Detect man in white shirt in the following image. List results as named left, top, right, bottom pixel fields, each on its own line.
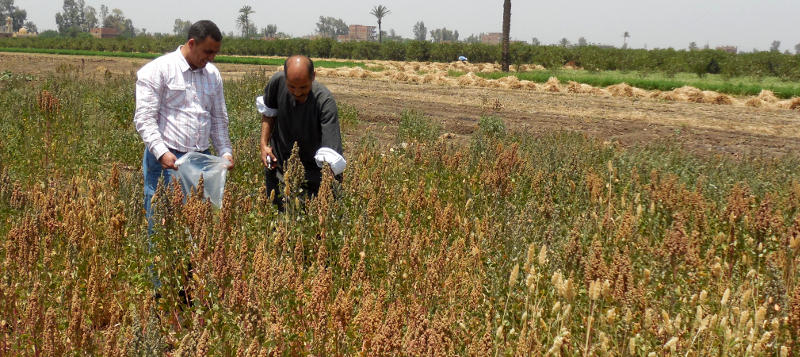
left=134, top=20, right=234, bottom=223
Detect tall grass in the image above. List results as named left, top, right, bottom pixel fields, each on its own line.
left=2, top=67, right=800, bottom=354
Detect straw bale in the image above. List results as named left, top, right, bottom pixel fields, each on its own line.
left=457, top=72, right=478, bottom=86
left=707, top=92, right=733, bottom=105
left=789, top=98, right=800, bottom=110
left=566, top=81, right=580, bottom=93
left=391, top=71, right=409, bottom=81
left=632, top=88, right=649, bottom=98
left=593, top=88, right=611, bottom=96
left=497, top=75, right=523, bottom=89
left=659, top=91, right=685, bottom=102
left=521, top=80, right=541, bottom=91
left=758, top=90, right=779, bottom=103
left=544, top=77, right=561, bottom=92
left=744, top=97, right=763, bottom=108
left=675, top=86, right=705, bottom=103
left=315, top=68, right=333, bottom=77
left=608, top=83, right=634, bottom=97
left=487, top=80, right=504, bottom=89
left=649, top=90, right=663, bottom=99
left=349, top=67, right=371, bottom=79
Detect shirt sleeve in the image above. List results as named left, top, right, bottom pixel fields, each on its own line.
left=210, top=73, right=233, bottom=157
left=133, top=67, right=169, bottom=160
left=263, top=73, right=281, bottom=115
left=318, top=94, right=343, bottom=154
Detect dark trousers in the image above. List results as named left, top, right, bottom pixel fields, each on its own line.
left=264, top=167, right=321, bottom=212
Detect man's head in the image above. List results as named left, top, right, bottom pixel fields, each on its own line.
left=183, top=20, right=222, bottom=70
left=283, top=55, right=315, bottom=104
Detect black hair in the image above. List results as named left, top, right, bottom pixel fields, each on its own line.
left=187, top=20, right=222, bottom=42
left=283, top=55, right=315, bottom=77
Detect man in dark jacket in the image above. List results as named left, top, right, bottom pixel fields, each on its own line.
left=256, top=55, right=345, bottom=210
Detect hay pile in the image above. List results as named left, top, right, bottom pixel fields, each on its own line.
left=744, top=97, right=764, bottom=108
left=758, top=90, right=779, bottom=103
left=308, top=59, right=800, bottom=112
left=782, top=98, right=800, bottom=110
left=608, top=83, right=634, bottom=97
left=497, top=75, right=523, bottom=89
left=567, top=81, right=596, bottom=94
left=706, top=92, right=733, bottom=105
left=456, top=72, right=478, bottom=86
left=674, top=86, right=706, bottom=103
left=544, top=77, right=561, bottom=92
left=521, top=80, right=541, bottom=91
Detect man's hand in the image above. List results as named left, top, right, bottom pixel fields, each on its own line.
left=223, top=153, right=235, bottom=169
left=261, top=145, right=278, bottom=169
left=159, top=151, right=178, bottom=170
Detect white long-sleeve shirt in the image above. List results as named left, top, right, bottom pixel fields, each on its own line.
left=134, top=47, right=232, bottom=160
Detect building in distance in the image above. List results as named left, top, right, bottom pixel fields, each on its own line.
left=480, top=32, right=502, bottom=45
left=338, top=25, right=376, bottom=42
left=90, top=27, right=120, bottom=39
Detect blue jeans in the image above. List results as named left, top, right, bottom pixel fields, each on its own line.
left=143, top=147, right=210, bottom=227
left=142, top=147, right=208, bottom=292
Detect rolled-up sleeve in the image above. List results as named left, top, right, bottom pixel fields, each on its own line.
left=210, top=74, right=232, bottom=157
left=133, top=69, right=169, bottom=160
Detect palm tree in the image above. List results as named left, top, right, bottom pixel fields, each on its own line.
left=237, top=5, right=254, bottom=38
left=501, top=0, right=511, bottom=71
left=370, top=5, right=390, bottom=43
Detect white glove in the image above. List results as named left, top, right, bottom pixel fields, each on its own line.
left=314, top=147, right=346, bottom=175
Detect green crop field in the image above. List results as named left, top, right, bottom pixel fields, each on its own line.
left=2, top=64, right=800, bottom=355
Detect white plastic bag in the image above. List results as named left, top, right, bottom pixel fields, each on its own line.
left=174, top=152, right=229, bottom=208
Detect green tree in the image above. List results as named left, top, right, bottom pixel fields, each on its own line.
left=770, top=40, right=781, bottom=52
left=83, top=6, right=97, bottom=31
left=263, top=24, right=277, bottom=39
left=237, top=5, right=255, bottom=38
left=22, top=20, right=36, bottom=32
left=430, top=27, right=458, bottom=43
left=173, top=18, right=192, bottom=37
left=413, top=21, right=426, bottom=41
left=370, top=5, right=390, bottom=43
left=315, top=16, right=348, bottom=39
left=55, top=0, right=86, bottom=36
left=0, top=0, right=30, bottom=32
left=103, top=8, right=135, bottom=37
left=501, top=0, right=511, bottom=71
left=577, top=37, right=588, bottom=47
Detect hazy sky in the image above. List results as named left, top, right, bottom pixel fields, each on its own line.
left=16, top=0, right=800, bottom=52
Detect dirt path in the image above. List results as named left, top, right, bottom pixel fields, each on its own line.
left=4, top=52, right=800, bottom=157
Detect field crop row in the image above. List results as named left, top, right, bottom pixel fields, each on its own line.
left=2, top=67, right=800, bottom=354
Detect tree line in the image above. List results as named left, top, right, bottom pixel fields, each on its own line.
left=3, top=35, right=799, bottom=80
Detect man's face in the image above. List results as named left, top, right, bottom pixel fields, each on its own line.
left=186, top=37, right=221, bottom=69
left=286, top=68, right=314, bottom=104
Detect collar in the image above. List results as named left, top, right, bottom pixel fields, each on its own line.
left=175, top=46, right=205, bottom=74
